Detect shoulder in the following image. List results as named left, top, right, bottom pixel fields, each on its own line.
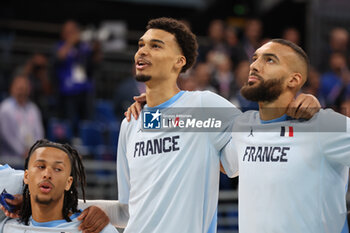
left=0, top=98, right=14, bottom=112
left=119, top=117, right=140, bottom=141
left=120, top=117, right=138, bottom=131
left=232, top=110, right=259, bottom=130
left=235, top=110, right=259, bottom=122
left=189, top=90, right=237, bottom=108
left=313, top=108, right=349, bottom=132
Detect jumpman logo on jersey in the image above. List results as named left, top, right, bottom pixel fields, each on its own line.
left=248, top=127, right=254, bottom=137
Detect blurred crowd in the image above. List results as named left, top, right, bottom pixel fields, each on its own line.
left=1, top=18, right=350, bottom=169
left=179, top=18, right=350, bottom=118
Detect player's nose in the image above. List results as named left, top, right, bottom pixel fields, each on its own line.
left=250, top=59, right=260, bottom=73
left=42, top=167, right=53, bottom=179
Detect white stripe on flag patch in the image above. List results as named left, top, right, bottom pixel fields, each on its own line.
left=280, top=126, right=293, bottom=137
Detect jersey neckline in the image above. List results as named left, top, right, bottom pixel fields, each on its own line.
left=31, top=211, right=81, bottom=227
left=145, top=91, right=185, bottom=110
left=260, top=114, right=293, bottom=124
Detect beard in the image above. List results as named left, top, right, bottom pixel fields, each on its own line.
left=35, top=195, right=54, bottom=205
left=135, top=74, right=151, bottom=82
left=240, top=76, right=284, bottom=102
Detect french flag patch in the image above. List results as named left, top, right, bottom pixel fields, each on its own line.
left=280, top=126, right=294, bottom=137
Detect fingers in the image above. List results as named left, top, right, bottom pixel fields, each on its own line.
left=82, top=216, right=98, bottom=233
left=286, top=99, right=302, bottom=118
left=125, top=107, right=132, bottom=122
left=125, top=102, right=143, bottom=122
left=10, top=194, right=23, bottom=206
left=0, top=205, right=20, bottom=218
left=124, top=93, right=146, bottom=122
left=79, top=206, right=109, bottom=233
left=77, top=208, right=88, bottom=221
left=131, top=103, right=142, bottom=120
left=295, top=102, right=311, bottom=119
left=5, top=198, right=16, bottom=206
left=289, top=94, right=321, bottom=119
left=134, top=93, right=146, bottom=103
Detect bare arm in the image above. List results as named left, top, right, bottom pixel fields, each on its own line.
left=78, top=199, right=129, bottom=228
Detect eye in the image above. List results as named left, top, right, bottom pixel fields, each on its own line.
left=252, top=57, right=257, bottom=62
left=138, top=43, right=144, bottom=48
left=55, top=168, right=62, bottom=172
left=267, top=58, right=274, bottom=63
left=152, top=44, right=161, bottom=48
left=37, top=165, right=45, bottom=169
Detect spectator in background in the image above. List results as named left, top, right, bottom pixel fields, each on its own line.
left=302, top=66, right=325, bottom=107
left=210, top=53, right=236, bottom=99
left=192, top=62, right=217, bottom=92
left=197, top=19, right=229, bottom=63
left=282, top=27, right=301, bottom=45
left=242, top=18, right=263, bottom=61
left=340, top=99, right=350, bottom=117
left=178, top=75, right=197, bottom=91
left=0, top=76, right=44, bottom=163
left=225, top=25, right=248, bottom=71
left=113, top=66, right=140, bottom=120
left=53, top=20, right=96, bottom=135
left=320, top=52, right=350, bottom=112
left=19, top=53, right=54, bottom=128
left=318, top=27, right=350, bottom=72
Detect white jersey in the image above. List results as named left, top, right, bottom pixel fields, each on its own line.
left=221, top=109, right=350, bottom=233
left=2, top=212, right=119, bottom=233
left=117, top=91, right=241, bottom=233
left=0, top=164, right=23, bottom=226
left=0, top=164, right=23, bottom=195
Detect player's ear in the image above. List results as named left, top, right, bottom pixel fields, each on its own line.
left=24, top=170, right=29, bottom=185
left=287, top=72, right=302, bottom=89
left=175, top=55, right=186, bottom=70
left=65, top=176, right=73, bottom=191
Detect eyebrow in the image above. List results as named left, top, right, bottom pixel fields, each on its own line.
left=34, top=159, right=65, bottom=165
left=264, top=53, right=280, bottom=61
left=138, top=38, right=165, bottom=45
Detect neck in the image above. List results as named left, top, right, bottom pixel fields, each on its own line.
left=31, top=196, right=66, bottom=222
left=145, top=79, right=181, bottom=107
left=14, top=97, right=27, bottom=106
left=258, top=91, right=294, bottom=121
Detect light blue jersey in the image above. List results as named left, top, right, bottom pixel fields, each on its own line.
left=221, top=109, right=350, bottom=233
left=2, top=211, right=119, bottom=233
left=117, top=91, right=241, bottom=233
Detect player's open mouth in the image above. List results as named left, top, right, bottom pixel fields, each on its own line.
left=39, top=182, right=53, bottom=194
left=136, top=58, right=151, bottom=70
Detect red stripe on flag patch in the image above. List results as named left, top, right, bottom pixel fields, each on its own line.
left=289, top=126, right=293, bottom=137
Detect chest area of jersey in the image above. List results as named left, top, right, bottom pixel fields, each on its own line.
left=129, top=134, right=181, bottom=159
left=233, top=130, right=319, bottom=170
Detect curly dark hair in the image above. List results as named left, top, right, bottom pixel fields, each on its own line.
left=19, top=139, right=86, bottom=225
left=147, top=17, right=198, bottom=73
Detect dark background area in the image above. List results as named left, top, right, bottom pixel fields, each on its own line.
left=0, top=0, right=307, bottom=41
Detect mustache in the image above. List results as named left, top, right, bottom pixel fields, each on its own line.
left=38, top=180, right=55, bottom=188
left=249, top=72, right=264, bottom=80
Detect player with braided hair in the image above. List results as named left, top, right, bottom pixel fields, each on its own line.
left=1, top=139, right=118, bottom=233
left=19, top=139, right=86, bottom=225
